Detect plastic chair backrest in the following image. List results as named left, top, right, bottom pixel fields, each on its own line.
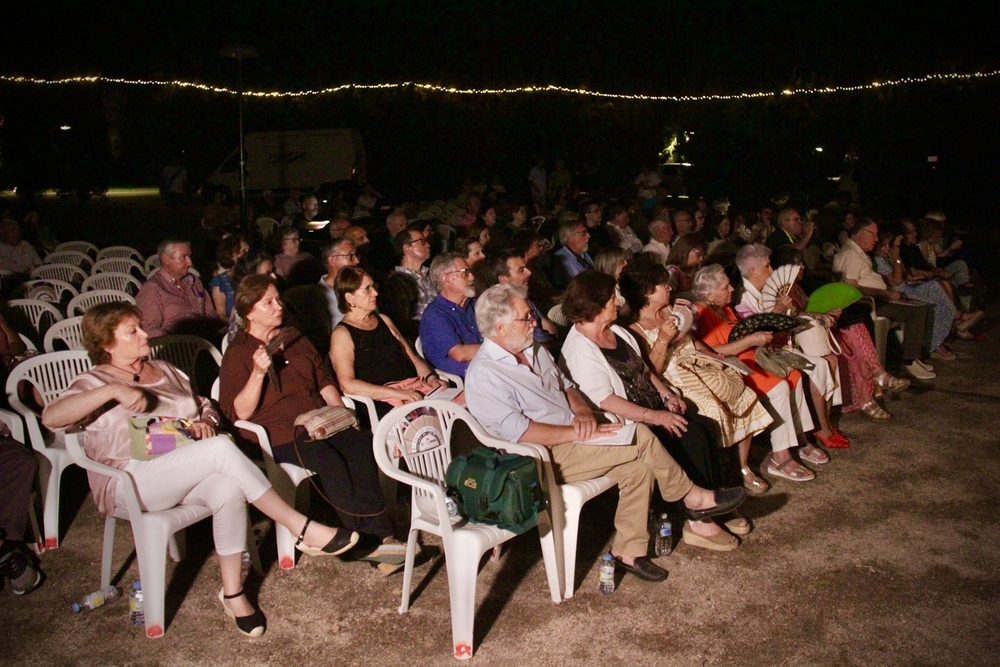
left=5, top=351, right=94, bottom=455
left=43, top=251, right=93, bottom=271
left=4, top=299, right=64, bottom=342
left=256, top=217, right=279, bottom=241
left=29, top=263, right=88, bottom=287
left=54, top=241, right=99, bottom=258
left=92, top=257, right=146, bottom=278
left=67, top=289, right=136, bottom=316
left=144, top=254, right=161, bottom=274
left=148, top=335, right=222, bottom=395
left=13, top=279, right=79, bottom=304
left=43, top=316, right=85, bottom=352
left=96, top=245, right=144, bottom=262
left=81, top=272, right=143, bottom=296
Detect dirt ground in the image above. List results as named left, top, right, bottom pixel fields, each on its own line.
left=1, top=196, right=998, bottom=666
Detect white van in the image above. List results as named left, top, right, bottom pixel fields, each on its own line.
left=202, top=129, right=365, bottom=199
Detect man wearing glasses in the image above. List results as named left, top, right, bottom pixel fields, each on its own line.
left=552, top=220, right=595, bottom=288
left=466, top=285, right=746, bottom=584
left=766, top=208, right=816, bottom=254
left=379, top=227, right=437, bottom=341
left=419, top=253, right=483, bottom=379
left=834, top=220, right=935, bottom=381
left=319, top=239, right=360, bottom=328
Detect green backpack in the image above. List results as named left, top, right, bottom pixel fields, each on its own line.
left=444, top=447, right=545, bottom=535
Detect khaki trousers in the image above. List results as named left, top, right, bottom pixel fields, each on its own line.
left=549, top=424, right=693, bottom=557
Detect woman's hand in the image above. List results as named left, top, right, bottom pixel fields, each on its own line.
left=749, top=331, right=773, bottom=348
left=664, top=393, right=686, bottom=414
left=251, top=346, right=271, bottom=378
left=188, top=419, right=217, bottom=440
left=393, top=388, right=424, bottom=404
left=426, top=375, right=448, bottom=391
left=651, top=411, right=688, bottom=437
left=115, top=384, right=151, bottom=413
left=657, top=316, right=679, bottom=345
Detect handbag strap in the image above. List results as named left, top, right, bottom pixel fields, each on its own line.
left=290, top=430, right=386, bottom=519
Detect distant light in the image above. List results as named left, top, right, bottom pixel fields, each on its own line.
left=927, top=156, right=938, bottom=162
left=814, top=146, right=823, bottom=152
left=60, top=125, right=71, bottom=130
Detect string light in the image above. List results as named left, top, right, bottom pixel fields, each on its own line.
left=0, top=70, right=997, bottom=101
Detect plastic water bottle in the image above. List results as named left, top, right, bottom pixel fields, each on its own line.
left=598, top=553, right=616, bottom=595
left=128, top=580, right=145, bottom=626
left=71, top=585, right=121, bottom=613
left=655, top=514, right=673, bottom=557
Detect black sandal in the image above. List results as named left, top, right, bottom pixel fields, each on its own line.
left=219, top=589, right=266, bottom=637
left=293, top=518, right=359, bottom=557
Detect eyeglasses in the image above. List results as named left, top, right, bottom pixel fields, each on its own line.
left=512, top=314, right=535, bottom=324
left=356, top=283, right=378, bottom=294
left=858, top=228, right=878, bottom=237
left=446, top=268, right=471, bottom=276
left=331, top=253, right=358, bottom=260
left=405, top=238, right=430, bottom=246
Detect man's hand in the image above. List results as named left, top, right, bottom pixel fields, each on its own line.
left=571, top=410, right=599, bottom=441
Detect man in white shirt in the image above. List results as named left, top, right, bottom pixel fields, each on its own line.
left=318, top=239, right=360, bottom=329
left=642, top=217, right=674, bottom=263
left=833, top=220, right=934, bottom=380
left=465, top=285, right=745, bottom=583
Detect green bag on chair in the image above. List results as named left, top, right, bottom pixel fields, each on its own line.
left=445, top=447, right=545, bottom=535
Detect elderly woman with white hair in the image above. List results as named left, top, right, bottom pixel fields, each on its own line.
left=734, top=244, right=846, bottom=450
left=691, top=264, right=823, bottom=483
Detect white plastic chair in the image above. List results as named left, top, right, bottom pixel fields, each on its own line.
left=54, top=241, right=99, bottom=258
left=81, top=272, right=144, bottom=296
left=19, top=333, right=37, bottom=352
left=144, top=254, right=161, bottom=274
left=43, top=250, right=93, bottom=272
left=256, top=217, right=279, bottom=242
left=96, top=245, right=144, bottom=263
left=43, top=316, right=85, bottom=352
left=211, top=374, right=360, bottom=571
left=91, top=257, right=147, bottom=278
left=29, top=263, right=88, bottom=287
left=147, top=335, right=222, bottom=396
left=5, top=350, right=94, bottom=549
left=5, top=299, right=64, bottom=345
left=67, top=289, right=136, bottom=316
left=373, top=399, right=561, bottom=660
left=413, top=338, right=465, bottom=391
left=64, top=430, right=209, bottom=638
left=12, top=278, right=79, bottom=305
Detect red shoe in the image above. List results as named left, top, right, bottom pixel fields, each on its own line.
left=815, top=431, right=850, bottom=450
left=831, top=431, right=851, bottom=448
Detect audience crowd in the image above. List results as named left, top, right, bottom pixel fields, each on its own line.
left=0, top=167, right=988, bottom=640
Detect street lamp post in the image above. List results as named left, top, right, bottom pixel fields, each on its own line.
left=220, top=44, right=258, bottom=243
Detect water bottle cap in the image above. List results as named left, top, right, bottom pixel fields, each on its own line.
left=71, top=603, right=82, bottom=613
left=133, top=580, right=142, bottom=590
left=601, top=553, right=613, bottom=561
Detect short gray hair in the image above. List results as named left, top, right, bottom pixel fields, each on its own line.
left=692, top=264, right=729, bottom=301
left=558, top=219, right=584, bottom=245
left=429, top=252, right=464, bottom=291
left=735, top=243, right=771, bottom=277
left=322, top=238, right=355, bottom=263
left=648, top=218, right=668, bottom=234
left=475, top=284, right=525, bottom=338
left=158, top=239, right=190, bottom=258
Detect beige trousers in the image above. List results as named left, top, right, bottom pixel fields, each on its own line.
left=549, top=424, right=693, bottom=557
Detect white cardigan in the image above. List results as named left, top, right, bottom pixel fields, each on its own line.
left=559, top=324, right=640, bottom=423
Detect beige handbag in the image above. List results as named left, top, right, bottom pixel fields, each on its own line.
left=795, top=316, right=842, bottom=357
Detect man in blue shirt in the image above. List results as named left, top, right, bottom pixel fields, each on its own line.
left=551, top=220, right=594, bottom=288
left=419, top=252, right=482, bottom=378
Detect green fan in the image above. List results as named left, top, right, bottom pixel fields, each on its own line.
left=728, top=312, right=808, bottom=343
left=805, top=283, right=863, bottom=313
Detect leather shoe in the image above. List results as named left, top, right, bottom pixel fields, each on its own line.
left=684, top=487, right=746, bottom=521
left=614, top=555, right=667, bottom=582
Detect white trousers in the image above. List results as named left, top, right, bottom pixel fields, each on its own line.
left=118, top=436, right=271, bottom=556
left=797, top=351, right=843, bottom=406
left=761, top=379, right=814, bottom=453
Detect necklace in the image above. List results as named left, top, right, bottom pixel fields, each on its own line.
left=108, top=361, right=144, bottom=382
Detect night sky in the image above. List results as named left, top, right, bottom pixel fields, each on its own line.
left=2, top=2, right=998, bottom=216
